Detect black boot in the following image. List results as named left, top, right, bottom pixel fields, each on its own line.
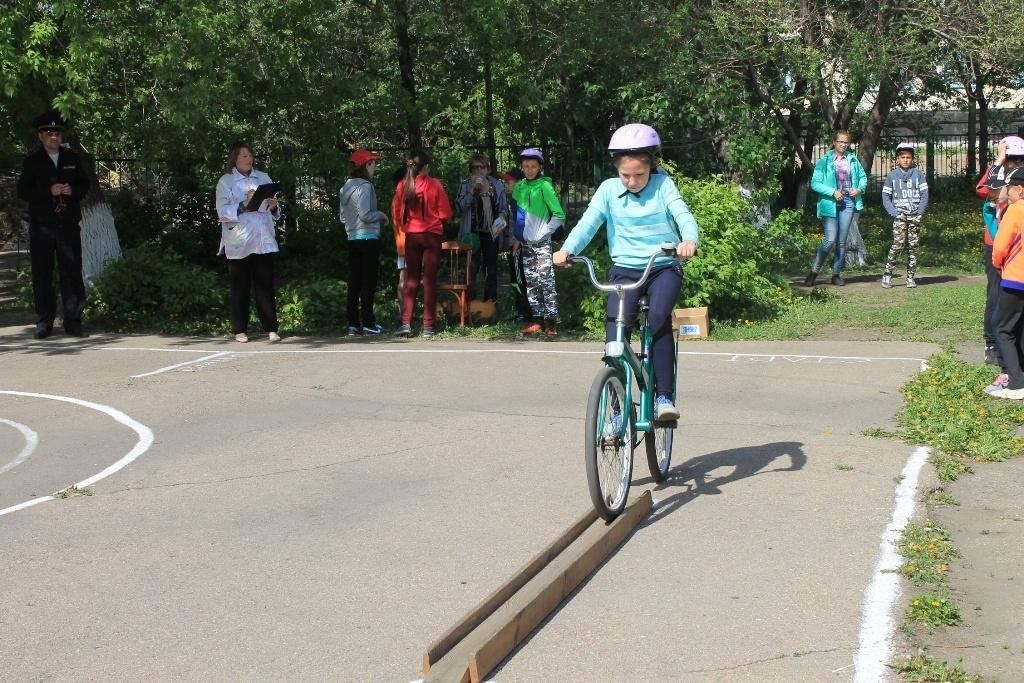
left=803, top=271, right=817, bottom=286
left=831, top=274, right=845, bottom=286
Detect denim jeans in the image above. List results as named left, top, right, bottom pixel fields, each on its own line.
left=813, top=203, right=855, bottom=275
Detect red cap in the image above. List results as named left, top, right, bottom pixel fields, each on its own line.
left=349, top=149, right=381, bottom=167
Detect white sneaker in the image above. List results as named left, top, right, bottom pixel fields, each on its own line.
left=991, top=386, right=1024, bottom=400
left=234, top=333, right=249, bottom=343
left=906, top=276, right=917, bottom=288
left=881, top=273, right=892, bottom=289
left=267, top=332, right=281, bottom=343
left=655, top=395, right=680, bottom=421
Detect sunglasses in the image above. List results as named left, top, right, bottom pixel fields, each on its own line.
left=471, top=164, right=487, bottom=170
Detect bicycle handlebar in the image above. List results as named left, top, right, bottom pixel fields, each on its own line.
left=569, top=242, right=678, bottom=293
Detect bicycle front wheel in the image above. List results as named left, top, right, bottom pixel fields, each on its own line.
left=645, top=423, right=674, bottom=482
left=585, top=367, right=634, bottom=521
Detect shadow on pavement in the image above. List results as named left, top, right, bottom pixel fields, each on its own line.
left=640, top=440, right=807, bottom=526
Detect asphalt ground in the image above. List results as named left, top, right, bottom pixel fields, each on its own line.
left=0, top=329, right=937, bottom=681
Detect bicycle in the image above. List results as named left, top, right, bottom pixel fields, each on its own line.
left=569, top=243, right=680, bottom=521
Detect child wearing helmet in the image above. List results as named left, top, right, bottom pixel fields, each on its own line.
left=880, top=142, right=929, bottom=289
left=512, top=148, right=566, bottom=336
left=553, top=123, right=699, bottom=421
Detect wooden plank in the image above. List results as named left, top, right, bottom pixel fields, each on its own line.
left=467, top=491, right=652, bottom=682
left=422, top=506, right=598, bottom=676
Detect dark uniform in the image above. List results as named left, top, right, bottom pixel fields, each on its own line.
left=16, top=113, right=91, bottom=337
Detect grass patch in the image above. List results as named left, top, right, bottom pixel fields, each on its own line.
left=52, top=485, right=93, bottom=498
left=896, top=351, right=1024, bottom=462
left=894, top=652, right=981, bottom=682
left=835, top=463, right=855, bottom=471
left=929, top=453, right=973, bottom=482
left=712, top=282, right=985, bottom=342
left=907, top=593, right=962, bottom=627
left=898, top=520, right=957, bottom=586
left=925, top=488, right=960, bottom=506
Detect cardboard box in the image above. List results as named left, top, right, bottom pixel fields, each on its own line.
left=673, top=307, right=709, bottom=339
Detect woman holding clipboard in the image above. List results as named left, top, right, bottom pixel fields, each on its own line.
left=215, top=141, right=282, bottom=343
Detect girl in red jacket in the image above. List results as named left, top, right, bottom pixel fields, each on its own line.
left=395, top=151, right=453, bottom=337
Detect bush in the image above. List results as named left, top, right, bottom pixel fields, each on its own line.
left=277, top=279, right=347, bottom=333
left=669, top=168, right=805, bottom=321
left=87, top=245, right=227, bottom=333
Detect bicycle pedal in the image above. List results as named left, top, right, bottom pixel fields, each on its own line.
left=653, top=419, right=678, bottom=428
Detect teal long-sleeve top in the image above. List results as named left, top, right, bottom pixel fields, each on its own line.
left=561, top=172, right=699, bottom=269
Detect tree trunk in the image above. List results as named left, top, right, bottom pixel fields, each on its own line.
left=975, top=66, right=990, bottom=171
left=857, top=74, right=900, bottom=178
left=391, top=0, right=422, bottom=150
left=967, top=97, right=977, bottom=179
left=67, top=142, right=122, bottom=284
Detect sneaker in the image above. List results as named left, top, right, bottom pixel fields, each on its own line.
left=33, top=323, right=53, bottom=340
left=983, top=373, right=1010, bottom=395
left=395, top=324, right=412, bottom=337
left=421, top=327, right=436, bottom=338
left=362, top=324, right=385, bottom=335
left=520, top=322, right=543, bottom=335
left=881, top=273, right=893, bottom=289
left=267, top=332, right=281, bottom=343
left=803, top=271, right=817, bottom=287
left=831, top=274, right=845, bottom=286
left=654, top=394, right=680, bottom=421
left=347, top=326, right=362, bottom=337
left=985, top=346, right=1000, bottom=366
left=906, top=275, right=917, bottom=288
left=234, top=332, right=249, bottom=343
left=544, top=325, right=558, bottom=337
left=991, top=386, right=1024, bottom=400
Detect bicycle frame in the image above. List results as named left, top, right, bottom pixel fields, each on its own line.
left=572, top=247, right=679, bottom=438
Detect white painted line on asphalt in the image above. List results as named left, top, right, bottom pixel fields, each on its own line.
left=852, top=445, right=930, bottom=683
left=99, top=345, right=927, bottom=362
left=0, top=391, right=154, bottom=518
left=130, top=352, right=232, bottom=378
left=0, top=418, right=39, bottom=475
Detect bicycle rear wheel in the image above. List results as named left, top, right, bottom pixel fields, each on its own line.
left=645, top=423, right=674, bottom=482
left=585, top=366, right=634, bottom=521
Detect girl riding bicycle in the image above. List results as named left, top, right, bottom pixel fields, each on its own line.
left=553, top=123, right=699, bottom=421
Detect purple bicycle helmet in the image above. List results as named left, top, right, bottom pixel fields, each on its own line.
left=518, top=147, right=544, bottom=162
left=608, top=123, right=661, bottom=157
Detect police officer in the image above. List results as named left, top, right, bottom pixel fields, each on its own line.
left=16, top=111, right=91, bottom=338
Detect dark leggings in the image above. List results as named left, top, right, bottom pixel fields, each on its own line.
left=402, top=232, right=442, bottom=328
left=347, top=239, right=380, bottom=328
left=604, top=263, right=682, bottom=397
left=228, top=252, right=277, bottom=334
left=996, top=287, right=1024, bottom=389
left=475, top=230, right=499, bottom=301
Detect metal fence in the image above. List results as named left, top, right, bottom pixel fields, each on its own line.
left=812, top=134, right=1013, bottom=192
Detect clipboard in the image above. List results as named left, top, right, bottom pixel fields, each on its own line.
left=245, top=182, right=281, bottom=211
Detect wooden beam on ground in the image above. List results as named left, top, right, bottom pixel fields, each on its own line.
left=422, top=491, right=652, bottom=682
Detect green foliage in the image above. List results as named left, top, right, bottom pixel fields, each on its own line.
left=906, top=593, right=962, bottom=627
left=898, top=520, right=958, bottom=586
left=929, top=453, right=973, bottom=482
left=666, top=166, right=805, bottom=322
left=87, top=245, right=226, bottom=333
left=898, top=352, right=1024, bottom=462
left=895, top=652, right=981, bottom=683
left=277, top=279, right=346, bottom=334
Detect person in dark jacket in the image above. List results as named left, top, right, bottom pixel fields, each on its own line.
left=16, top=111, right=91, bottom=338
